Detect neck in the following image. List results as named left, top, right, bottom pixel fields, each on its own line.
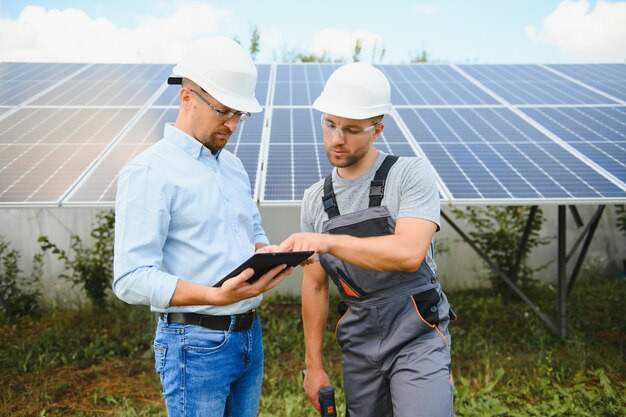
left=337, top=148, right=379, bottom=180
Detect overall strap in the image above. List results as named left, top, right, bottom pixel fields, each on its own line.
left=369, top=155, right=399, bottom=207
left=322, top=174, right=340, bottom=218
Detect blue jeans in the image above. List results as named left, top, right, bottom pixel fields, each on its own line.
left=154, top=316, right=264, bottom=417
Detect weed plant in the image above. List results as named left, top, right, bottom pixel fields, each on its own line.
left=38, top=210, right=115, bottom=311
left=0, top=236, right=42, bottom=321
left=0, top=279, right=623, bottom=416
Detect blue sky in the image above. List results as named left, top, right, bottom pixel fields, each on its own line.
left=1, top=0, right=625, bottom=64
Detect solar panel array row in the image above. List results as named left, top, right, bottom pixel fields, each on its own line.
left=0, top=62, right=625, bottom=207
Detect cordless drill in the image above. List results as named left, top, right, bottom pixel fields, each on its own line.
left=319, top=385, right=337, bottom=417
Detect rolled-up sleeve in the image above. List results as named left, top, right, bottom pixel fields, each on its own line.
left=113, top=163, right=179, bottom=309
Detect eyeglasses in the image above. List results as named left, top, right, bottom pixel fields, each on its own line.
left=190, top=89, right=251, bottom=123
left=320, top=115, right=380, bottom=138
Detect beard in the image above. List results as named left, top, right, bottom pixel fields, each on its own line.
left=325, top=142, right=370, bottom=168
left=204, top=127, right=232, bottom=154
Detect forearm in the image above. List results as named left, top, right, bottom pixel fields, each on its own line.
left=169, top=279, right=226, bottom=306
left=326, top=233, right=426, bottom=272
left=302, top=267, right=329, bottom=371
left=281, top=218, right=437, bottom=273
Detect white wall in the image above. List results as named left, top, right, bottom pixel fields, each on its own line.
left=1, top=204, right=624, bottom=302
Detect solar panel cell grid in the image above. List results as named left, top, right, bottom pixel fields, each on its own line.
left=273, top=64, right=336, bottom=106
left=459, top=64, right=617, bottom=105
left=547, top=64, right=626, bottom=102
left=379, top=65, right=499, bottom=105
left=1, top=62, right=625, bottom=206
left=397, top=107, right=626, bottom=201
left=521, top=106, right=626, bottom=182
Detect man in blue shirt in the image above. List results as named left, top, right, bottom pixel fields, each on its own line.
left=113, top=36, right=292, bottom=417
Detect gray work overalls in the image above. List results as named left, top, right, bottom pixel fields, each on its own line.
left=319, top=155, right=454, bottom=417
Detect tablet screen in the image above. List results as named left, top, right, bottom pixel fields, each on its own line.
left=213, top=251, right=314, bottom=287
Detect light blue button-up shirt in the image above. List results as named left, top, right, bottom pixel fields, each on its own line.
left=113, top=124, right=269, bottom=315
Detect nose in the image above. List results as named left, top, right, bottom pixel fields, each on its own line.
left=224, top=116, right=238, bottom=131
left=330, top=127, right=345, bottom=144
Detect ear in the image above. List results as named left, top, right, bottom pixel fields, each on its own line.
left=179, top=87, right=193, bottom=109
left=371, top=122, right=385, bottom=143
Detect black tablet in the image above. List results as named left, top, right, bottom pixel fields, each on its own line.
left=213, top=251, right=315, bottom=287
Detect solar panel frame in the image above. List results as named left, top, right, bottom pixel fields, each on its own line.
left=0, top=62, right=625, bottom=208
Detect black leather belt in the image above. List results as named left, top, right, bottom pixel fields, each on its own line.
left=159, top=309, right=257, bottom=331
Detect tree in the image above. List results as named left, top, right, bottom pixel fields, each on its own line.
left=353, top=38, right=363, bottom=62
left=411, top=49, right=429, bottom=63
left=249, top=25, right=261, bottom=60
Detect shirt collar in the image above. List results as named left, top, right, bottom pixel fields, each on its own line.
left=163, top=124, right=222, bottom=160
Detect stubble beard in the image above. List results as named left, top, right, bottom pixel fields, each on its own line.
left=326, top=143, right=370, bottom=168
left=204, top=127, right=232, bottom=154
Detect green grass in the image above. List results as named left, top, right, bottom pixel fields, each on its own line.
left=1, top=278, right=624, bottom=416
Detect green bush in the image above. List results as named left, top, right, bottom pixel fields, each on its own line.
left=451, top=206, right=550, bottom=296
left=0, top=236, right=42, bottom=321
left=39, top=210, right=115, bottom=311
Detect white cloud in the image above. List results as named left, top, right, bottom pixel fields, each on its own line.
left=311, top=28, right=383, bottom=62
left=412, top=5, right=439, bottom=16
left=0, top=2, right=230, bottom=63
left=526, top=0, right=626, bottom=62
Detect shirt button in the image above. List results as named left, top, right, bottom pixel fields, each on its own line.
left=430, top=277, right=437, bottom=284
left=430, top=306, right=438, bottom=313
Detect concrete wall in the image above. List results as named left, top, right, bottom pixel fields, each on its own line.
left=1, top=204, right=624, bottom=302
left=259, top=204, right=626, bottom=295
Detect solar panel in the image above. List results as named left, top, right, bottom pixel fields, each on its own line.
left=64, top=108, right=177, bottom=205
left=397, top=107, right=626, bottom=202
left=273, top=64, right=338, bottom=105
left=379, top=64, right=499, bottom=105
left=261, top=108, right=420, bottom=202
left=0, top=62, right=87, bottom=105
left=520, top=106, right=626, bottom=185
left=0, top=107, right=137, bottom=205
left=546, top=64, right=626, bottom=103
left=31, top=64, right=172, bottom=106
left=65, top=106, right=264, bottom=205
left=458, top=64, right=618, bottom=105
left=0, top=62, right=625, bottom=207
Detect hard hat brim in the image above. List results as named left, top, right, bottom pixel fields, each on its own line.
left=166, top=74, right=263, bottom=113
left=313, top=96, right=391, bottom=120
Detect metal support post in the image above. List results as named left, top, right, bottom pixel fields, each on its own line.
left=557, top=206, right=567, bottom=338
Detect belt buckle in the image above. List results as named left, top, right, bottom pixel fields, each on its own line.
left=234, top=309, right=256, bottom=331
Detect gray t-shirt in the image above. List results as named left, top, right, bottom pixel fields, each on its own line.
left=301, top=150, right=440, bottom=275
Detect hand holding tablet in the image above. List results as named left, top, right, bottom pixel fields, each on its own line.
left=213, top=251, right=315, bottom=287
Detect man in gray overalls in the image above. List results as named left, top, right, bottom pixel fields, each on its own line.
left=279, top=62, right=454, bottom=417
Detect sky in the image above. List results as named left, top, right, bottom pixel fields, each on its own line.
left=0, top=0, right=625, bottom=65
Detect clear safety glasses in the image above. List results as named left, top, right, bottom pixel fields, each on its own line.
left=320, top=114, right=380, bottom=138
left=191, top=89, right=251, bottom=123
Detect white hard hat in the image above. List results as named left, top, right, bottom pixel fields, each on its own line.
left=168, top=36, right=262, bottom=113
left=312, top=62, right=392, bottom=120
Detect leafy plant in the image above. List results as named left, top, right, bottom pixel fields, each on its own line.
left=38, top=210, right=115, bottom=310
left=450, top=206, right=550, bottom=297
left=0, top=236, right=42, bottom=321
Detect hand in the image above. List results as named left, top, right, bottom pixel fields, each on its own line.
left=255, top=244, right=281, bottom=253
left=303, top=368, right=331, bottom=411
left=278, top=233, right=330, bottom=257
left=216, top=264, right=294, bottom=305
